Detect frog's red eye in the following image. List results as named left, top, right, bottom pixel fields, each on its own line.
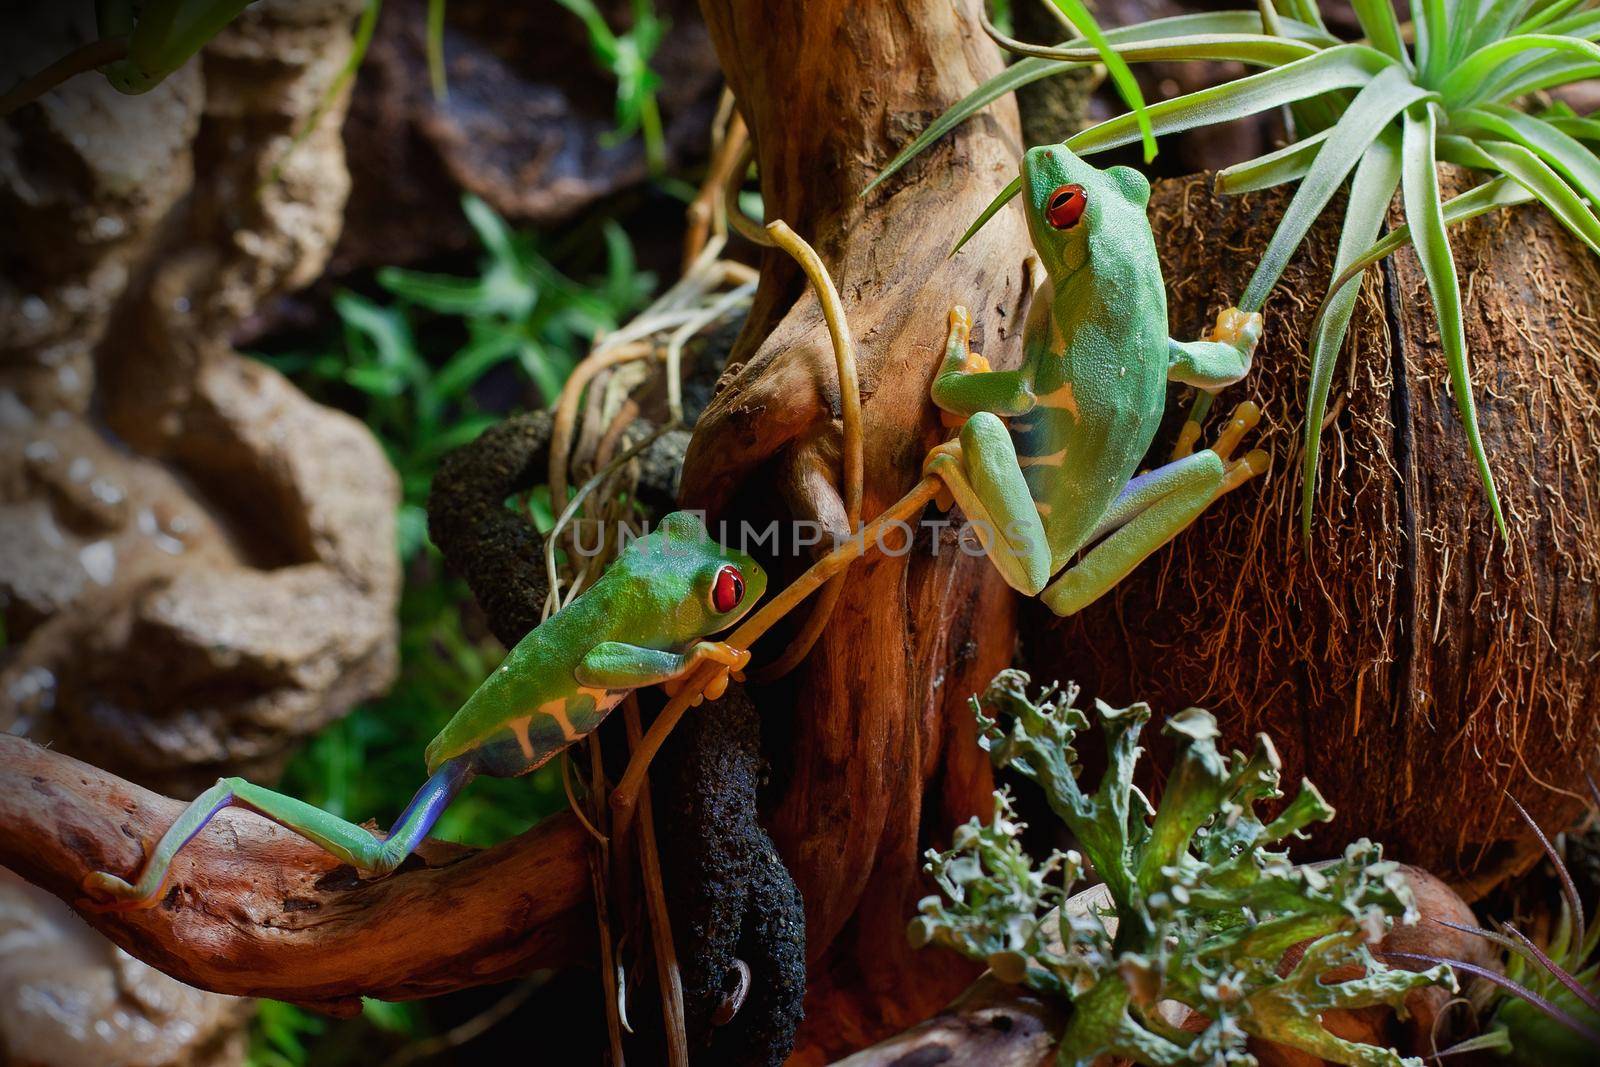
left=1046, top=184, right=1087, bottom=229
left=712, top=565, right=744, bottom=613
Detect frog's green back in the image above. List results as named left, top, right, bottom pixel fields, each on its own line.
left=423, top=603, right=617, bottom=776
left=423, top=512, right=764, bottom=776
left=1016, top=146, right=1172, bottom=563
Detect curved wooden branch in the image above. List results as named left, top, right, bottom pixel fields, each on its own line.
left=0, top=735, right=591, bottom=1015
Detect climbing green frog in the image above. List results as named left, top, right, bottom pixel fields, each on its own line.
left=82, top=511, right=765, bottom=909
left=924, top=144, right=1268, bottom=616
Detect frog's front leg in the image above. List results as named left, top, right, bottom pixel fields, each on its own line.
left=1040, top=403, right=1268, bottom=617
left=577, top=640, right=751, bottom=706
left=1168, top=307, right=1264, bottom=458
left=929, top=306, right=1036, bottom=422
left=82, top=757, right=475, bottom=910
left=923, top=306, right=1051, bottom=593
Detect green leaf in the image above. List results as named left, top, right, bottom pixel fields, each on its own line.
left=1214, top=128, right=1332, bottom=194
left=1518, top=0, right=1591, bottom=34
left=377, top=269, right=486, bottom=314
left=361, top=998, right=422, bottom=1035
left=334, top=292, right=420, bottom=380
left=861, top=11, right=1337, bottom=197
left=1545, top=111, right=1600, bottom=143
left=1441, top=34, right=1600, bottom=106
left=951, top=174, right=1021, bottom=256
left=553, top=0, right=619, bottom=54
left=1043, top=0, right=1155, bottom=162
left=1457, top=104, right=1600, bottom=204
left=1238, top=66, right=1431, bottom=312
left=1324, top=175, right=1535, bottom=291
left=432, top=330, right=522, bottom=402
left=461, top=194, right=519, bottom=268
left=1476, top=139, right=1600, bottom=253
left=1543, top=7, right=1600, bottom=38
left=270, top=0, right=382, bottom=184
left=1436, top=132, right=1504, bottom=169
left=1277, top=0, right=1331, bottom=34
left=426, top=0, right=448, bottom=100
left=518, top=338, right=571, bottom=404
left=1478, top=55, right=1593, bottom=102
left=1349, top=0, right=1411, bottom=65
left=978, top=32, right=1321, bottom=68
left=1067, top=45, right=1396, bottom=158
left=1416, top=0, right=1451, bottom=82
left=1400, top=106, right=1506, bottom=537
left=1467, top=0, right=1544, bottom=56
left=1256, top=0, right=1288, bottom=38
left=1301, top=130, right=1401, bottom=538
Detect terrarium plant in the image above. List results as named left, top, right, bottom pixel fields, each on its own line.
left=869, top=0, right=1600, bottom=538
left=911, top=670, right=1452, bottom=1066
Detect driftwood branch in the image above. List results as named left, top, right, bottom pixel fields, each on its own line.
left=0, top=734, right=591, bottom=1015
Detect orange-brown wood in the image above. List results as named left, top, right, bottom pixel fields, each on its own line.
left=684, top=1, right=1026, bottom=1057
left=0, top=735, right=590, bottom=1015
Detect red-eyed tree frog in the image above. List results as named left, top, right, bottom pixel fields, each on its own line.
left=924, top=144, right=1269, bottom=616
left=82, top=511, right=765, bottom=909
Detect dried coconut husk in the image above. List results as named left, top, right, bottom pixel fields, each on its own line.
left=1026, top=167, right=1600, bottom=901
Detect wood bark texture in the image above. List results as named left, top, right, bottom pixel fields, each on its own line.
left=685, top=0, right=1032, bottom=1058
left=0, top=735, right=590, bottom=1015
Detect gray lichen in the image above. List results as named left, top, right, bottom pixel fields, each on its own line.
left=911, top=669, right=1454, bottom=1067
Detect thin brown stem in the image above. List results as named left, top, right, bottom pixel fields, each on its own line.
left=683, top=106, right=750, bottom=271
left=1, top=37, right=129, bottom=117
left=747, top=219, right=865, bottom=682
left=587, top=736, right=627, bottom=1066
left=624, top=696, right=691, bottom=1067
left=549, top=341, right=654, bottom=516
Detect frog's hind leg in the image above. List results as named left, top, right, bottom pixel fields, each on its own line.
left=1042, top=404, right=1268, bottom=617
left=923, top=412, right=1051, bottom=595
left=81, top=758, right=475, bottom=910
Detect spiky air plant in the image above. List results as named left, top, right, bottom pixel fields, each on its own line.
left=867, top=0, right=1600, bottom=540
left=909, top=670, right=1452, bottom=1066
left=1384, top=792, right=1600, bottom=1063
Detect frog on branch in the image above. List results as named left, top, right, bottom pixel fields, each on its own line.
left=924, top=144, right=1269, bottom=616
left=81, top=511, right=766, bottom=909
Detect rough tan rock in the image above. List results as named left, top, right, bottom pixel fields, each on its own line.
left=1, top=0, right=397, bottom=792
left=2, top=2, right=397, bottom=1059
left=0, top=869, right=250, bottom=1067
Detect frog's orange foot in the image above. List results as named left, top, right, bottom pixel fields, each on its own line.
left=79, top=871, right=162, bottom=913
left=1171, top=420, right=1204, bottom=461
left=1219, top=449, right=1271, bottom=506
left=948, top=304, right=971, bottom=335
left=664, top=643, right=750, bottom=706
left=694, top=641, right=750, bottom=672
left=922, top=441, right=963, bottom=512
left=1210, top=401, right=1261, bottom=463
left=1208, top=402, right=1270, bottom=501
left=670, top=669, right=733, bottom=707
left=1203, top=307, right=1265, bottom=354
